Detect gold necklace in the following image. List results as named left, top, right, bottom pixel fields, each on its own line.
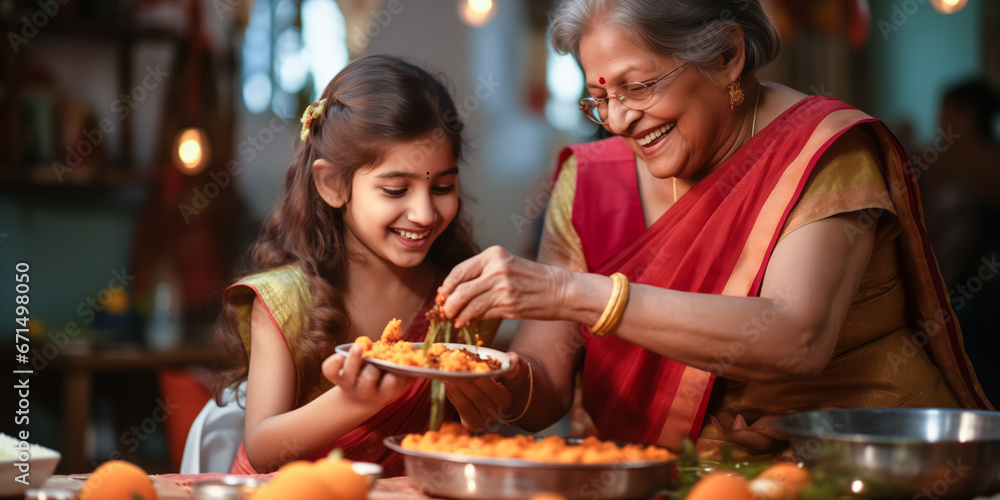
left=673, top=84, right=762, bottom=204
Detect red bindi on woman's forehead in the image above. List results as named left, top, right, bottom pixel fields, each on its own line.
left=599, top=77, right=605, bottom=85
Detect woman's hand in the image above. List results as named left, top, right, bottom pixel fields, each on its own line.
left=444, top=352, right=528, bottom=432
left=710, top=410, right=790, bottom=454
left=322, top=343, right=414, bottom=407
left=440, top=246, right=575, bottom=328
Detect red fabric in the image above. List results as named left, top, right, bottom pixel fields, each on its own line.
left=230, top=296, right=445, bottom=476
left=561, top=97, right=859, bottom=446
left=159, top=369, right=213, bottom=472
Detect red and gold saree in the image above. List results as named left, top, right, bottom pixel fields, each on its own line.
left=547, top=96, right=992, bottom=457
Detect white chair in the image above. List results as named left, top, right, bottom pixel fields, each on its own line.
left=179, top=382, right=247, bottom=474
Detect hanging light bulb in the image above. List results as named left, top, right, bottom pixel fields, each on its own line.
left=930, top=0, right=968, bottom=14
left=173, top=127, right=211, bottom=175
left=458, top=0, right=496, bottom=27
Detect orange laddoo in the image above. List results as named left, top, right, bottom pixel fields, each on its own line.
left=749, top=462, right=812, bottom=500
left=80, top=460, right=157, bottom=500
left=252, top=455, right=372, bottom=500
left=313, top=457, right=368, bottom=500
left=686, top=471, right=753, bottom=500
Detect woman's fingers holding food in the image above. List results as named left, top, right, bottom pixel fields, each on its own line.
left=441, top=246, right=510, bottom=296
left=442, top=247, right=517, bottom=326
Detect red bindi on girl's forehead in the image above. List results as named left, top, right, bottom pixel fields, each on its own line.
left=599, top=77, right=605, bottom=85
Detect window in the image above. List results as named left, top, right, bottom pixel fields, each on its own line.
left=242, top=0, right=348, bottom=116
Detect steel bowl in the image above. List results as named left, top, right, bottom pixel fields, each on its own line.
left=775, top=408, right=1000, bottom=499
left=384, top=435, right=676, bottom=499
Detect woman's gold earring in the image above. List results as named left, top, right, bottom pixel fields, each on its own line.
left=728, top=76, right=744, bottom=110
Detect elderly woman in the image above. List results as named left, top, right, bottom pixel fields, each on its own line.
left=440, top=0, right=992, bottom=459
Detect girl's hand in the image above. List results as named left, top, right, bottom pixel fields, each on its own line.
left=440, top=246, right=575, bottom=328
left=322, top=343, right=414, bottom=407
left=444, top=352, right=527, bottom=432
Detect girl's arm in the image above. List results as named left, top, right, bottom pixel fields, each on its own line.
left=243, top=297, right=411, bottom=472
left=441, top=211, right=876, bottom=383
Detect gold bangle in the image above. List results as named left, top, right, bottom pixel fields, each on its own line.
left=501, top=361, right=533, bottom=424
left=590, top=272, right=629, bottom=337
left=589, top=273, right=622, bottom=334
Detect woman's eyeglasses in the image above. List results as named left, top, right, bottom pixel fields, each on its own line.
left=579, top=63, right=689, bottom=125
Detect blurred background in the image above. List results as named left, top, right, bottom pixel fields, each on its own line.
left=1, top=0, right=998, bottom=475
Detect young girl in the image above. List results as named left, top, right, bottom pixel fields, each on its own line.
left=212, top=54, right=495, bottom=476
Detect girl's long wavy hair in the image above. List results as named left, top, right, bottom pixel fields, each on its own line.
left=213, top=54, right=478, bottom=406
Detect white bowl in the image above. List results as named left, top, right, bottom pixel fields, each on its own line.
left=0, top=433, right=62, bottom=496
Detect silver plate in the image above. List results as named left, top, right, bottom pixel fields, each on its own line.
left=335, top=342, right=511, bottom=381
left=776, top=408, right=1000, bottom=499
left=384, top=435, right=676, bottom=499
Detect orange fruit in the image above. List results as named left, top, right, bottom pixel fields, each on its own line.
left=80, top=460, right=157, bottom=500
left=252, top=461, right=333, bottom=500
left=313, top=457, right=369, bottom=500
left=750, top=462, right=812, bottom=500
left=276, top=460, right=315, bottom=474
left=686, top=471, right=752, bottom=500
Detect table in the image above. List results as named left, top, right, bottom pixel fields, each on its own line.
left=45, top=344, right=231, bottom=473
left=40, top=474, right=435, bottom=499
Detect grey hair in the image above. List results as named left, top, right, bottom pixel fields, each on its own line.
left=550, top=0, right=780, bottom=77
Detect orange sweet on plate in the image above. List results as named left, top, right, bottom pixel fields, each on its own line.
left=400, top=422, right=674, bottom=464
left=80, top=460, right=157, bottom=500
left=354, top=319, right=499, bottom=372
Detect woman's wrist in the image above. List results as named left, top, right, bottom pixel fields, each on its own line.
left=501, top=355, right=535, bottom=423
left=562, top=272, right=614, bottom=326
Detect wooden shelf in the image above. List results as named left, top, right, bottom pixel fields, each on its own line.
left=0, top=166, right=150, bottom=207
left=0, top=18, right=186, bottom=43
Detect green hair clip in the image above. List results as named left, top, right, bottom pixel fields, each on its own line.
left=300, top=98, right=328, bottom=141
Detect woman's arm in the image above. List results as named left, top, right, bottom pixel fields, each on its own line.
left=242, top=297, right=411, bottom=472
left=443, top=211, right=875, bottom=384
left=607, top=211, right=875, bottom=381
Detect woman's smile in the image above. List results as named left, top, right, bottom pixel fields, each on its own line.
left=635, top=122, right=675, bottom=147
